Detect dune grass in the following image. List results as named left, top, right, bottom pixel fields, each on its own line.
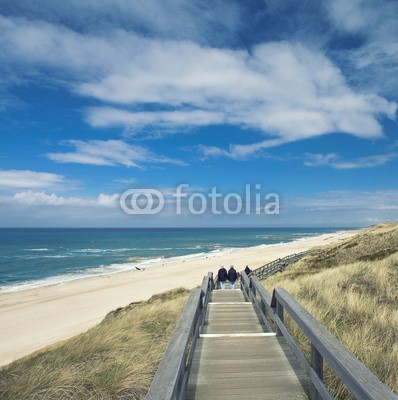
left=1, top=223, right=397, bottom=399
left=0, top=288, right=189, bottom=400
left=262, top=223, right=398, bottom=398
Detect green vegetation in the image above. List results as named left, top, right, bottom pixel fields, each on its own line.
left=1, top=223, right=397, bottom=399
left=262, top=223, right=398, bottom=398
left=0, top=288, right=189, bottom=400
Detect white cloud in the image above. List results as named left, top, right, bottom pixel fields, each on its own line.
left=87, top=107, right=226, bottom=129
left=12, top=191, right=120, bottom=208
left=290, top=190, right=398, bottom=212
left=0, top=16, right=113, bottom=78
left=378, top=206, right=398, bottom=211
left=197, top=139, right=287, bottom=160
left=2, top=0, right=242, bottom=45
left=328, top=0, right=375, bottom=33
left=328, top=0, right=398, bottom=98
left=80, top=41, right=396, bottom=141
left=328, top=0, right=397, bottom=38
left=304, top=152, right=397, bottom=169
left=0, top=169, right=67, bottom=189
left=47, top=139, right=186, bottom=167
left=113, top=178, right=138, bottom=185
left=0, top=15, right=396, bottom=146
left=332, top=154, right=398, bottom=169
left=96, top=193, right=120, bottom=207
left=304, top=153, right=339, bottom=167
left=13, top=191, right=85, bottom=206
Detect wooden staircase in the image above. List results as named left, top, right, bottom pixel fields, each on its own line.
left=146, top=269, right=398, bottom=400
left=186, top=286, right=311, bottom=399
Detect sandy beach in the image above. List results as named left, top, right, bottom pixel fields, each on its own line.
left=0, top=229, right=357, bottom=367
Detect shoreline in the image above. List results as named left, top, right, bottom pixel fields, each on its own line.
left=1, top=230, right=345, bottom=294
left=0, top=229, right=358, bottom=367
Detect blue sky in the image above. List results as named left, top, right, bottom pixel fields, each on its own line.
left=0, top=0, right=397, bottom=227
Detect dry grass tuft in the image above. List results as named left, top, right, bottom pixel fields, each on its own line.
left=262, top=223, right=398, bottom=398
left=0, top=288, right=189, bottom=400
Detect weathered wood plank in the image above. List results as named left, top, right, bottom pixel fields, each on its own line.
left=203, top=296, right=266, bottom=334
left=203, top=325, right=265, bottom=334
left=211, top=291, right=244, bottom=300
left=199, top=333, right=276, bottom=338
left=208, top=302, right=251, bottom=305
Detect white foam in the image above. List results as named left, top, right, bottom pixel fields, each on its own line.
left=25, top=248, right=50, bottom=252
left=42, top=255, right=70, bottom=259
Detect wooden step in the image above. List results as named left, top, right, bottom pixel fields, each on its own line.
left=210, top=291, right=245, bottom=303
left=203, top=302, right=265, bottom=334
left=186, top=337, right=311, bottom=400
left=223, top=282, right=241, bottom=289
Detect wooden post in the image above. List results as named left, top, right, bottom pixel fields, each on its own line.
left=260, top=299, right=265, bottom=313
left=260, top=299, right=267, bottom=321
left=276, top=300, right=284, bottom=336
left=311, top=343, right=323, bottom=400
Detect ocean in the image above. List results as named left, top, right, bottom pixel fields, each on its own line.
left=0, top=228, right=341, bottom=292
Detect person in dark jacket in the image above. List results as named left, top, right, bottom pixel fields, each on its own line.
left=244, top=265, right=252, bottom=276
left=227, top=265, right=238, bottom=289
left=217, top=266, right=228, bottom=290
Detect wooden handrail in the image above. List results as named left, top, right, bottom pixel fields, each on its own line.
left=145, top=272, right=213, bottom=400
left=251, top=251, right=308, bottom=280
left=271, top=288, right=398, bottom=400
left=240, top=272, right=398, bottom=400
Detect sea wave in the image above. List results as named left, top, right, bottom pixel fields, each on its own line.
left=25, top=248, right=50, bottom=252
left=15, top=254, right=71, bottom=260
left=73, top=248, right=138, bottom=253
left=71, top=247, right=202, bottom=253
left=42, top=255, right=70, bottom=259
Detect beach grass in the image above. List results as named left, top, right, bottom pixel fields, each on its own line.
left=1, top=223, right=397, bottom=399
left=0, top=288, right=189, bottom=400
left=262, top=222, right=398, bottom=398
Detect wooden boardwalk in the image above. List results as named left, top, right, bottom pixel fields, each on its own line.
left=186, top=285, right=311, bottom=399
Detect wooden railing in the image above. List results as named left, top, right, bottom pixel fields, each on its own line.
left=213, top=273, right=219, bottom=289
left=251, top=251, right=309, bottom=280
left=145, top=272, right=214, bottom=400
left=212, top=252, right=308, bottom=288
left=241, top=272, right=398, bottom=400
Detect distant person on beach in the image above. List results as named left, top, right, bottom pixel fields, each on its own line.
left=227, top=265, right=238, bottom=289
left=244, top=265, right=252, bottom=276
left=218, top=266, right=228, bottom=289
